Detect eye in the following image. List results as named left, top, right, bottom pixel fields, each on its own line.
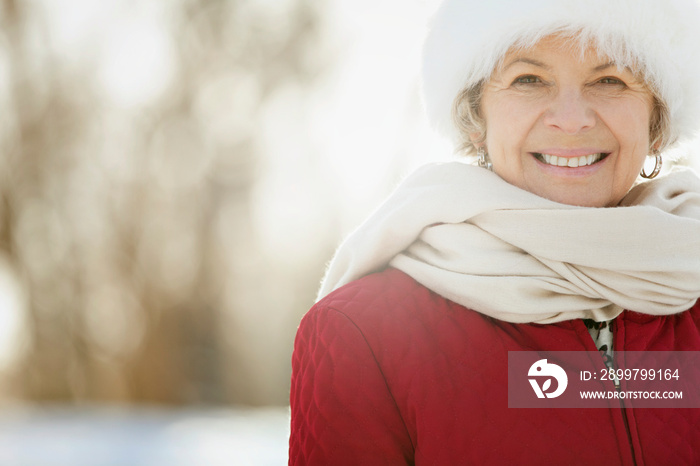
left=597, top=77, right=625, bottom=85
left=513, top=75, right=541, bottom=85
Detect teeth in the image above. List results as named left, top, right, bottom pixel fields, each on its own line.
left=538, top=153, right=604, bottom=167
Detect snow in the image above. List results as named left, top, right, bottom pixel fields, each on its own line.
left=0, top=405, right=290, bottom=466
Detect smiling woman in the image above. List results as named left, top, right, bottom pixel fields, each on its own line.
left=289, top=0, right=700, bottom=464
left=477, top=35, right=655, bottom=207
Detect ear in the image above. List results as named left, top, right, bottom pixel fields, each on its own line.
left=469, top=132, right=483, bottom=146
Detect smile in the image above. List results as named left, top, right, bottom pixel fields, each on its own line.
left=533, top=152, right=609, bottom=168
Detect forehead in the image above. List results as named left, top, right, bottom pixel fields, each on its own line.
left=497, top=33, right=637, bottom=74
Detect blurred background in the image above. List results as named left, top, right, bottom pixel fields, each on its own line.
left=0, top=0, right=698, bottom=464
left=0, top=0, right=450, bottom=464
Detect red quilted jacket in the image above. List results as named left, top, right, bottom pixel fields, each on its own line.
left=289, top=267, right=700, bottom=465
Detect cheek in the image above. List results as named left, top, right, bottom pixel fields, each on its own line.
left=483, top=101, right=534, bottom=150
left=623, top=108, right=651, bottom=139
left=482, top=103, right=539, bottom=184
left=606, top=106, right=652, bottom=190
left=614, top=97, right=654, bottom=146
left=618, top=114, right=652, bottom=161
left=598, top=98, right=652, bottom=153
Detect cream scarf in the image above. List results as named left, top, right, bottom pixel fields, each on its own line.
left=319, top=162, right=700, bottom=324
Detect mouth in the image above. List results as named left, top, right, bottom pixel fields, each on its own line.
left=532, top=152, right=610, bottom=168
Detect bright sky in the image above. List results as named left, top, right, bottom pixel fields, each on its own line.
left=252, top=0, right=452, bottom=265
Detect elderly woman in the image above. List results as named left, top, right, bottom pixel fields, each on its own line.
left=289, top=0, right=700, bottom=464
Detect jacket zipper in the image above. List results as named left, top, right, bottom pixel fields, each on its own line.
left=611, top=318, right=638, bottom=466
left=615, top=382, right=636, bottom=465
left=579, top=317, right=638, bottom=465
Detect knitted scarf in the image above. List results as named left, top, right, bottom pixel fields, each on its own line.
left=318, top=162, right=700, bottom=324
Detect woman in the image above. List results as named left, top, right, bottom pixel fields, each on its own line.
left=290, top=0, right=700, bottom=464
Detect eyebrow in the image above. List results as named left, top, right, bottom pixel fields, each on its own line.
left=503, top=57, right=551, bottom=71
left=503, top=58, right=625, bottom=73
left=593, top=61, right=618, bottom=72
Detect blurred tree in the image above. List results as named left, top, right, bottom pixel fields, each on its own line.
left=0, top=0, right=330, bottom=406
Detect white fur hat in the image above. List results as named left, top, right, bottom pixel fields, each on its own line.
left=421, top=0, right=700, bottom=149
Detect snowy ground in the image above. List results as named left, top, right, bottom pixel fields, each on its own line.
left=0, top=405, right=290, bottom=466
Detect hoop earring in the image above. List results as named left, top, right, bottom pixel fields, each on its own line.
left=477, top=147, right=492, bottom=171
left=640, top=153, right=662, bottom=179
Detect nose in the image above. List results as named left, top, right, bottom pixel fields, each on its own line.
left=542, top=89, right=596, bottom=134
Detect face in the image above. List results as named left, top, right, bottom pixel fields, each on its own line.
left=474, top=35, right=655, bottom=207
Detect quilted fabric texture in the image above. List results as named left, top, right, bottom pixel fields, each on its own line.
left=289, top=268, right=700, bottom=465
